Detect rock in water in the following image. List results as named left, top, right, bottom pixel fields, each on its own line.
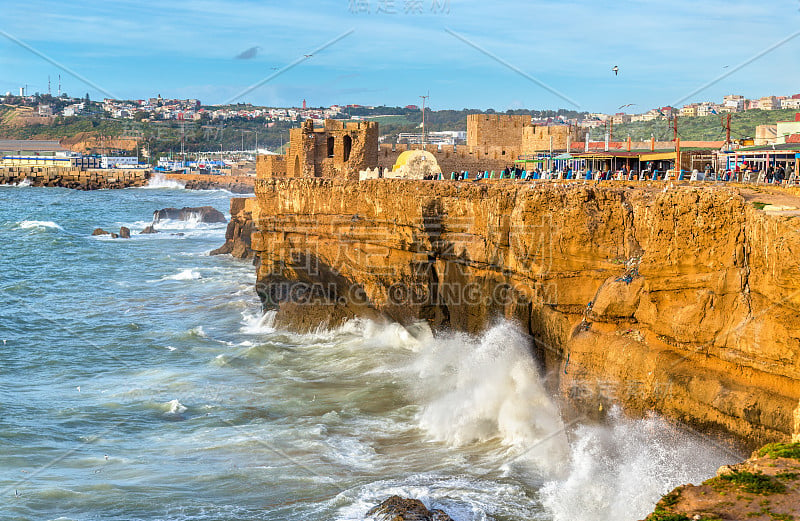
left=152, top=207, right=226, bottom=224
left=140, top=225, right=158, bottom=234
left=110, top=233, right=119, bottom=239
left=92, top=228, right=109, bottom=236
left=119, top=226, right=131, bottom=239
left=366, top=496, right=453, bottom=521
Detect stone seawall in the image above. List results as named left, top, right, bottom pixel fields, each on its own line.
left=1, top=166, right=149, bottom=189
left=165, top=173, right=255, bottom=193
left=235, top=178, right=800, bottom=447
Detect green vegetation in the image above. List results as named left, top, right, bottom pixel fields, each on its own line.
left=588, top=109, right=800, bottom=142
left=646, top=512, right=692, bottom=521
left=660, top=490, right=682, bottom=507
left=776, top=471, right=800, bottom=480
left=753, top=202, right=769, bottom=210
left=713, top=471, right=786, bottom=495
left=758, top=443, right=800, bottom=460
left=747, top=508, right=795, bottom=520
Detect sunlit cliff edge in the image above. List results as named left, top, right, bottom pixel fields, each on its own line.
left=221, top=179, right=800, bottom=449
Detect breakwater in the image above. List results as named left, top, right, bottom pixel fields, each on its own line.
left=164, top=173, right=255, bottom=193
left=0, top=166, right=149, bottom=189
left=228, top=178, right=800, bottom=447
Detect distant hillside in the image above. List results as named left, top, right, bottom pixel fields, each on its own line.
left=588, top=108, right=800, bottom=142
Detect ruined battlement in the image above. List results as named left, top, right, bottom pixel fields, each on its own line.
left=259, top=119, right=378, bottom=180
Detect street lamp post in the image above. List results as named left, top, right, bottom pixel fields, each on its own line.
left=420, top=94, right=429, bottom=148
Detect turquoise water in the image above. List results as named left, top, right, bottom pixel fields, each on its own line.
left=0, top=182, right=739, bottom=521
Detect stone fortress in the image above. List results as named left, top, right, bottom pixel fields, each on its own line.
left=257, top=113, right=587, bottom=179
left=257, top=119, right=378, bottom=180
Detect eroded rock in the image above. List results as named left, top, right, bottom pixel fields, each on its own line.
left=153, top=206, right=226, bottom=223
left=367, top=496, right=453, bottom=521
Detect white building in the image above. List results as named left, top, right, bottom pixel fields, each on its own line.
left=781, top=98, right=800, bottom=110
left=722, top=95, right=746, bottom=112
left=101, top=156, right=139, bottom=169
left=62, top=103, right=85, bottom=117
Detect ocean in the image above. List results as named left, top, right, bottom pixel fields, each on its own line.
left=0, top=179, right=739, bottom=521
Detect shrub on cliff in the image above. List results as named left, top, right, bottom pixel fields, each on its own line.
left=757, top=443, right=800, bottom=461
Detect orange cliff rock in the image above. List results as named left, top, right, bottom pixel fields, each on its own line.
left=224, top=179, right=800, bottom=446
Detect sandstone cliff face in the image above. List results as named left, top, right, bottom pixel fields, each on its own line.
left=242, top=179, right=800, bottom=446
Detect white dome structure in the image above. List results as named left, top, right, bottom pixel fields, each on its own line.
left=386, top=150, right=442, bottom=180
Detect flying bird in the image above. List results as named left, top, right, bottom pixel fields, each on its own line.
left=619, top=103, right=636, bottom=109
left=235, top=46, right=261, bottom=60
left=612, top=65, right=619, bottom=76
left=304, top=54, right=313, bottom=58
left=722, top=65, right=730, bottom=68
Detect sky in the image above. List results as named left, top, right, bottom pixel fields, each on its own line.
left=1, top=0, right=800, bottom=113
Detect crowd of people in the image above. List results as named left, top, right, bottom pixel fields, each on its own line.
left=427, top=162, right=796, bottom=184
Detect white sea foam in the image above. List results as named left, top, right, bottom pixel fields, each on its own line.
left=142, top=173, right=185, bottom=189
left=332, top=475, right=540, bottom=521
left=163, top=399, right=187, bottom=415
left=241, top=310, right=277, bottom=334
left=17, top=220, right=63, bottom=230
left=187, top=326, right=207, bottom=338
left=300, top=318, right=736, bottom=520
left=160, top=269, right=202, bottom=281
left=412, top=323, right=569, bottom=477
left=540, top=408, right=738, bottom=521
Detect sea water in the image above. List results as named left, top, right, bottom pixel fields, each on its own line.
left=0, top=181, right=740, bottom=521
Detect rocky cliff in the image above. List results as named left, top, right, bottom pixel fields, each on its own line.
left=238, top=178, right=800, bottom=446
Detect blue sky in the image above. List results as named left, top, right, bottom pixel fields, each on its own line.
left=2, top=0, right=799, bottom=113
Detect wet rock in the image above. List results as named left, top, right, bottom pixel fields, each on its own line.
left=366, top=496, right=453, bottom=521
left=153, top=206, right=226, bottom=223
left=119, top=226, right=131, bottom=239
left=110, top=233, right=119, bottom=239
left=140, top=225, right=158, bottom=234
left=211, top=198, right=257, bottom=260
left=92, top=228, right=109, bottom=236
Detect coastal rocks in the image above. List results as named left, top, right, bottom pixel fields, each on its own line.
left=367, top=496, right=453, bottom=521
left=247, top=179, right=800, bottom=446
left=92, top=226, right=130, bottom=238
left=140, top=225, right=158, bottom=234
left=153, top=206, right=226, bottom=224
left=211, top=197, right=258, bottom=261
left=643, top=442, right=800, bottom=521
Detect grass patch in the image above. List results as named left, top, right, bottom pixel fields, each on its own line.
left=776, top=471, right=800, bottom=480
left=752, top=201, right=768, bottom=210
left=758, top=443, right=800, bottom=460
left=715, top=471, right=786, bottom=495
left=646, top=511, right=691, bottom=521
left=659, top=490, right=682, bottom=508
